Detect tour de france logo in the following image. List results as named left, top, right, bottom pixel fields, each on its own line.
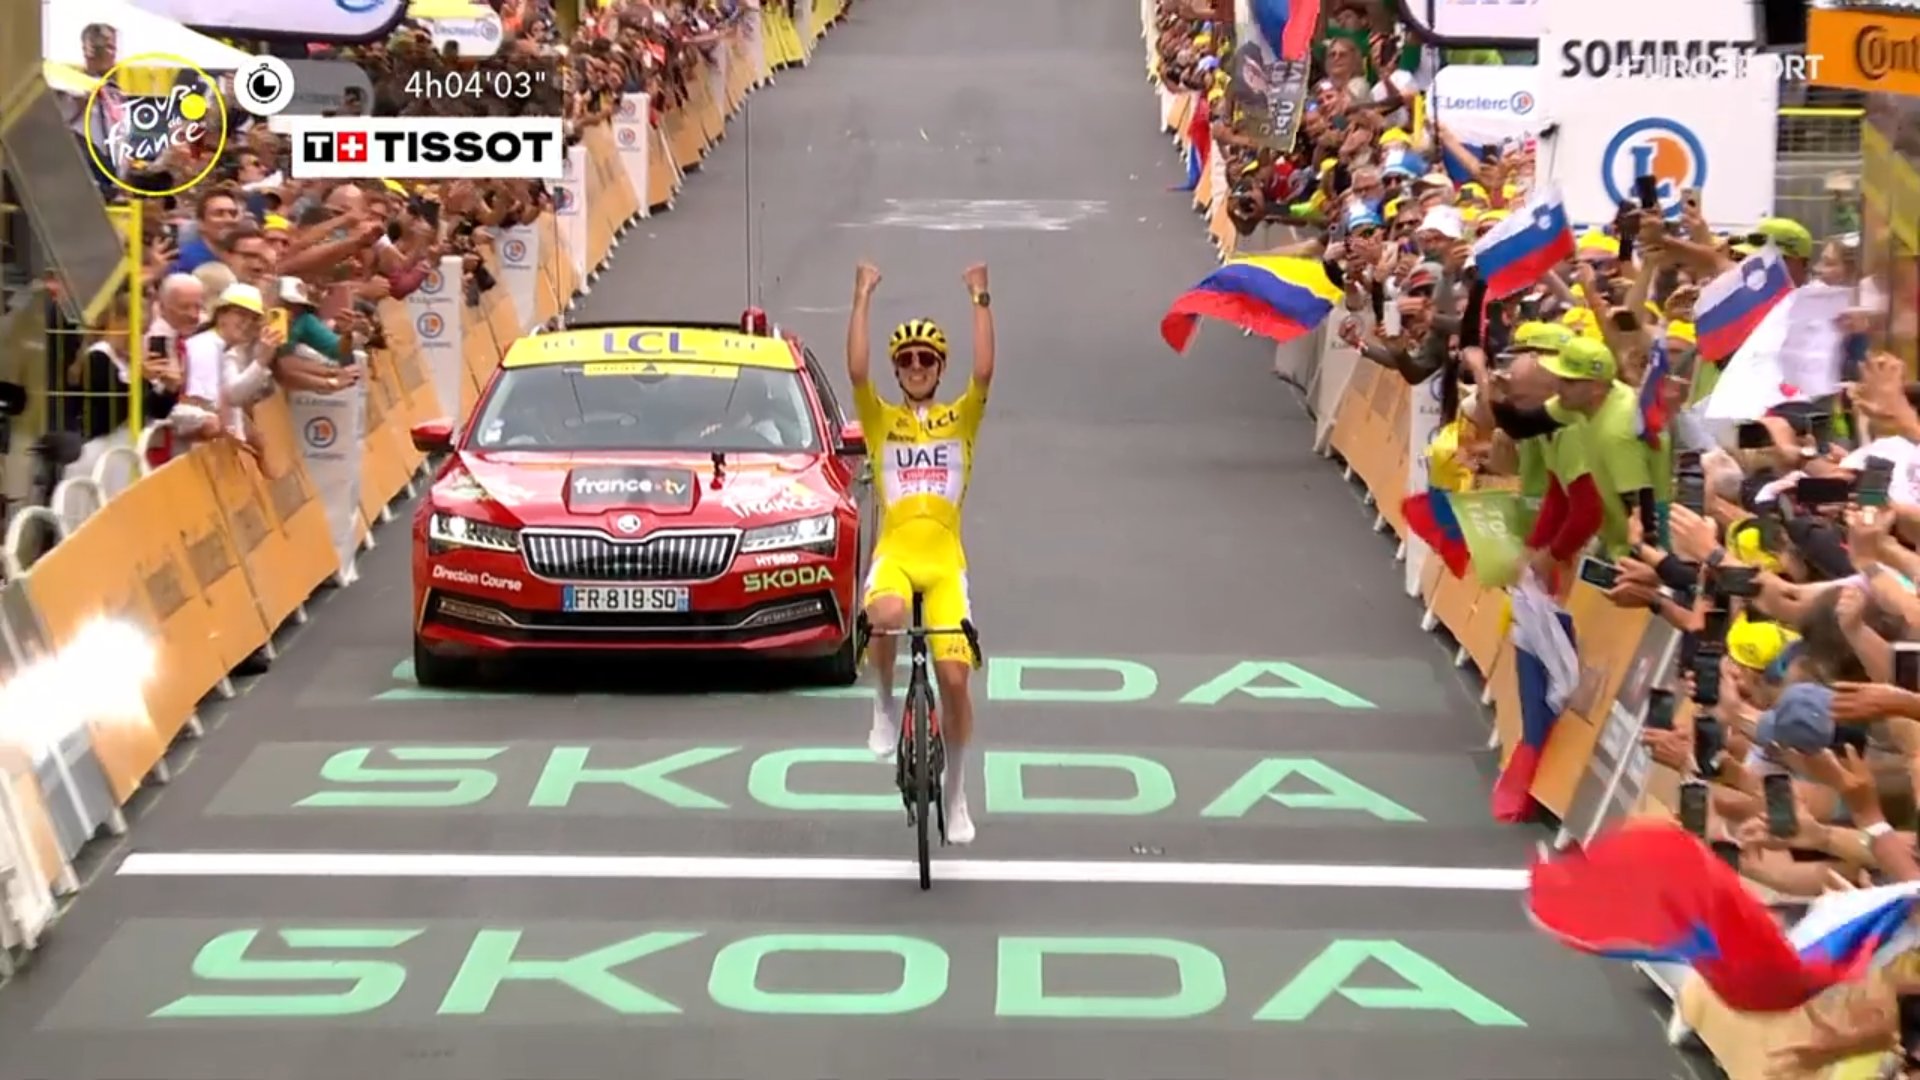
left=304, top=416, right=338, bottom=450
left=417, top=311, right=446, bottom=339
left=1600, top=117, right=1706, bottom=218
left=84, top=53, right=229, bottom=198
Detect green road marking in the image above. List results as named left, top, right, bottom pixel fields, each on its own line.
left=375, top=655, right=1409, bottom=710
left=209, top=742, right=1465, bottom=824
left=52, top=919, right=1557, bottom=1029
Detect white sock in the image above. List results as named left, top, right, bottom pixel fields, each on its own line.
left=944, top=743, right=968, bottom=804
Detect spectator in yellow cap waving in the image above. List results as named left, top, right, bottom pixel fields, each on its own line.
left=1525, top=337, right=1660, bottom=574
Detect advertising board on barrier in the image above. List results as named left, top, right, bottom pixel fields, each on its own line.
left=1809, top=4, right=1920, bottom=99
left=1403, top=373, right=1447, bottom=596
left=288, top=382, right=368, bottom=580
left=423, top=11, right=504, bottom=59
left=613, top=94, right=653, bottom=221
left=407, top=256, right=467, bottom=419
left=1428, top=64, right=1541, bottom=148
left=556, top=146, right=589, bottom=286
left=1558, top=621, right=1679, bottom=847
left=498, top=224, right=541, bottom=334
left=1539, top=0, right=1776, bottom=226
left=125, top=0, right=407, bottom=42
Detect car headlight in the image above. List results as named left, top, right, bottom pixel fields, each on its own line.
left=739, top=514, right=836, bottom=554
left=429, top=513, right=520, bottom=554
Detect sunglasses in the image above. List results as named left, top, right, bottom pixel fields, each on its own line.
left=1403, top=285, right=1435, bottom=298
left=894, top=350, right=942, bottom=371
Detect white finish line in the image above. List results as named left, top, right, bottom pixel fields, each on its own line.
left=117, top=852, right=1528, bottom=891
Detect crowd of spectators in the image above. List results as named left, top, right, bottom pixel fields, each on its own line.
left=44, top=0, right=747, bottom=489
left=1160, top=0, right=1920, bottom=1068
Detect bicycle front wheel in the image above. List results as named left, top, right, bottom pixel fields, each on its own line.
left=910, top=696, right=933, bottom=890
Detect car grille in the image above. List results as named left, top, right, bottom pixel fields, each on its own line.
left=520, top=530, right=738, bottom=582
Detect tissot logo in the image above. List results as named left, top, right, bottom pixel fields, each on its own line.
left=289, top=117, right=564, bottom=180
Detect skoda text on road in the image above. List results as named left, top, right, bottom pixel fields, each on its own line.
left=409, top=322, right=871, bottom=686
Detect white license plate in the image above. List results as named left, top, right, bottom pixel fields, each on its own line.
left=562, top=586, right=690, bottom=613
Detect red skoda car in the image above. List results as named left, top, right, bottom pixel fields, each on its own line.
left=409, top=320, right=871, bottom=687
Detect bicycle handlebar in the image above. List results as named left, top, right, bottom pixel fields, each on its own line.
left=865, top=626, right=972, bottom=637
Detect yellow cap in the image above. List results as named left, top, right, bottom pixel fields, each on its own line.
left=1577, top=231, right=1620, bottom=257
left=1460, top=182, right=1489, bottom=201
left=263, top=214, right=291, bottom=233
left=1541, top=336, right=1616, bottom=381
left=1510, top=321, right=1574, bottom=353
left=1561, top=306, right=1604, bottom=339
left=1750, top=217, right=1815, bottom=259
left=1725, top=519, right=1783, bottom=574
left=1665, top=320, right=1697, bottom=346
left=1380, top=127, right=1412, bottom=146
left=1727, top=613, right=1797, bottom=671
left=214, top=282, right=266, bottom=317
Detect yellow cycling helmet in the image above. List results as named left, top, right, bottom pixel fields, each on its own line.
left=889, top=318, right=948, bottom=360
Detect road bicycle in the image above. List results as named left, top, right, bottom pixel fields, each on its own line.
left=856, top=594, right=981, bottom=890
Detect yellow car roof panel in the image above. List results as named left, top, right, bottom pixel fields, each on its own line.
left=502, top=327, right=797, bottom=370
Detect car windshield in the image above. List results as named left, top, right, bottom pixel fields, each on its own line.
left=468, top=361, right=819, bottom=453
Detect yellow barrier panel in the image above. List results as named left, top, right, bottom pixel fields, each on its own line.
left=0, top=7, right=852, bottom=936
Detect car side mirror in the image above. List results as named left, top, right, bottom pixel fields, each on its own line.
left=411, top=418, right=454, bottom=454
left=837, top=420, right=866, bottom=456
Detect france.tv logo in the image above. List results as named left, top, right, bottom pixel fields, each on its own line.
left=1601, top=117, right=1706, bottom=218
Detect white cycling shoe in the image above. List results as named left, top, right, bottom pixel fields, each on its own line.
left=867, top=697, right=901, bottom=760
left=945, top=789, right=976, bottom=845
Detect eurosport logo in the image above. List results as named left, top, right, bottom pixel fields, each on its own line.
left=85, top=54, right=228, bottom=198
left=287, top=116, right=563, bottom=180
left=304, top=416, right=338, bottom=449
left=502, top=238, right=529, bottom=264
left=1433, top=90, right=1534, bottom=115
left=417, top=312, right=446, bottom=339
left=1601, top=117, right=1705, bottom=218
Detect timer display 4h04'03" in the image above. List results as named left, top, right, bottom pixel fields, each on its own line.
left=397, top=58, right=564, bottom=115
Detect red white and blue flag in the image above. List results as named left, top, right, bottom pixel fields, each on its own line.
left=1174, top=97, right=1212, bottom=193
left=1471, top=186, right=1576, bottom=300
left=1530, top=822, right=1906, bottom=1013
left=1695, top=245, right=1794, bottom=364
left=1637, top=337, right=1672, bottom=448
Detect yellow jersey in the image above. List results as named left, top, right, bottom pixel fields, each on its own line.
left=854, top=377, right=987, bottom=552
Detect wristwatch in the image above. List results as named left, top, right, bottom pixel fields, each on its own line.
left=971, top=290, right=991, bottom=308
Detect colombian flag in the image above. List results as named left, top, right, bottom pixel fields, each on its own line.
left=1530, top=822, right=1894, bottom=1013
left=1472, top=186, right=1575, bottom=300
left=1161, top=255, right=1342, bottom=353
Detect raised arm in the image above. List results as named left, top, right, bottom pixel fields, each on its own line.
left=847, top=261, right=880, bottom=388
left=962, top=262, right=995, bottom=387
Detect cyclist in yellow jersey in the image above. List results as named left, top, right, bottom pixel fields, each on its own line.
left=846, top=259, right=995, bottom=845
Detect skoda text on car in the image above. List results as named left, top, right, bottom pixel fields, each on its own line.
left=409, top=321, right=873, bottom=687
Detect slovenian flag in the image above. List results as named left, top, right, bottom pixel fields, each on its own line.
left=1492, top=595, right=1575, bottom=823
left=1637, top=337, right=1671, bottom=448
left=1530, top=822, right=1897, bottom=1013
left=1174, top=96, right=1211, bottom=192
left=1161, top=255, right=1343, bottom=353
left=1695, top=245, right=1794, bottom=364
left=1471, top=186, right=1576, bottom=300
left=1402, top=489, right=1471, bottom=577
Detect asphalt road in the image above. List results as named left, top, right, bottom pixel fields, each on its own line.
left=0, top=2, right=1700, bottom=1078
